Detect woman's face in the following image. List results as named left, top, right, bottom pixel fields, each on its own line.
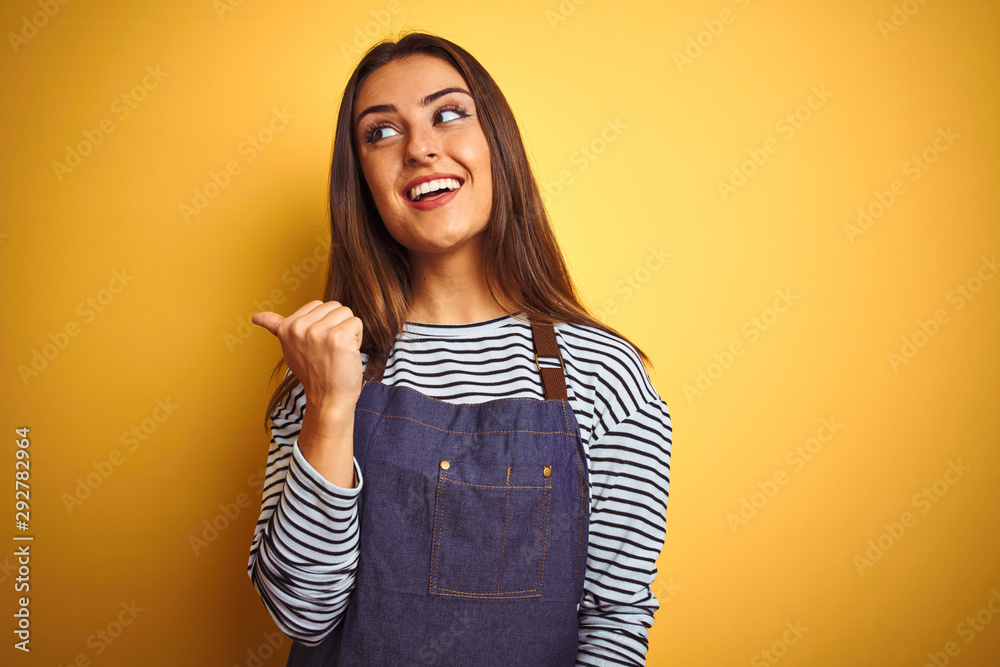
left=353, top=54, right=493, bottom=258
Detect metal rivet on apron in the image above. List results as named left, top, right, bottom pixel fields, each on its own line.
left=440, top=460, right=450, bottom=470
left=543, top=465, right=552, bottom=477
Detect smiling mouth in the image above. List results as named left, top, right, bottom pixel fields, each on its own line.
left=406, top=178, right=463, bottom=202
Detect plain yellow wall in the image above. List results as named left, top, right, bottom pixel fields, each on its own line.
left=3, top=0, right=999, bottom=665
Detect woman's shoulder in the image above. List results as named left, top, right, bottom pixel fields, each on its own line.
left=552, top=319, right=669, bottom=446
left=554, top=320, right=652, bottom=386
left=556, top=319, right=664, bottom=410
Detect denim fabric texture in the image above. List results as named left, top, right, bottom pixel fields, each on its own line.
left=286, top=321, right=590, bottom=666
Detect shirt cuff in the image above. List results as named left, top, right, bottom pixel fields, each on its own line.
left=291, top=440, right=364, bottom=497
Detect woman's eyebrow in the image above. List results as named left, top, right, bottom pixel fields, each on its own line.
left=355, top=86, right=472, bottom=129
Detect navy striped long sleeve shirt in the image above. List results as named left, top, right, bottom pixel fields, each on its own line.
left=247, top=313, right=672, bottom=666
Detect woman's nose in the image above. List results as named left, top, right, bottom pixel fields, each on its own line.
left=405, top=124, right=440, bottom=162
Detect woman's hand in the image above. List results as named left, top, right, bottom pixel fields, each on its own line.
left=252, top=300, right=364, bottom=416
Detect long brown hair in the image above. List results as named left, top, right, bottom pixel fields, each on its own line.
left=259, top=31, right=654, bottom=432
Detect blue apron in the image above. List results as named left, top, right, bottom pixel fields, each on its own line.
left=285, top=318, right=590, bottom=666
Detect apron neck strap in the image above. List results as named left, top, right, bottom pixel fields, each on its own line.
left=530, top=319, right=568, bottom=400
left=362, top=316, right=568, bottom=400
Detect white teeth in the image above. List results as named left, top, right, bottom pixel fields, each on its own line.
left=409, top=178, right=460, bottom=201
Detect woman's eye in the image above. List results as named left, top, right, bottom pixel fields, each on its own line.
left=365, top=107, right=468, bottom=143
left=370, top=125, right=398, bottom=142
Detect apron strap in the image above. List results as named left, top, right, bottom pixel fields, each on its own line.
left=530, top=319, right=568, bottom=401
left=362, top=316, right=568, bottom=400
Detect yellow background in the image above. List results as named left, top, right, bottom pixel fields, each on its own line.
left=2, top=0, right=998, bottom=665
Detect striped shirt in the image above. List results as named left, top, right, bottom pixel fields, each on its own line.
left=247, top=313, right=672, bottom=666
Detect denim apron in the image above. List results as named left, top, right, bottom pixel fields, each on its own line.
left=285, top=318, right=590, bottom=666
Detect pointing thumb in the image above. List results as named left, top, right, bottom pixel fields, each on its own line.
left=251, top=311, right=282, bottom=335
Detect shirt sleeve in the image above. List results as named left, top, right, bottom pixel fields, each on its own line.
left=575, top=397, right=672, bottom=666
left=246, top=379, right=365, bottom=646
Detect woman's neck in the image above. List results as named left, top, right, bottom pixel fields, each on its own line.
left=405, top=245, right=510, bottom=325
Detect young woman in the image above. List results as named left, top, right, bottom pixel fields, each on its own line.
left=247, top=32, right=672, bottom=666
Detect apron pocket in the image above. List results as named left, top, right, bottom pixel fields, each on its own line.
left=429, top=460, right=552, bottom=599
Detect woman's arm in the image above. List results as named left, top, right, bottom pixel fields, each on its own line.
left=246, top=379, right=364, bottom=645
left=576, top=397, right=673, bottom=667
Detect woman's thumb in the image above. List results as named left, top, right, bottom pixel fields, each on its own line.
left=251, top=311, right=283, bottom=335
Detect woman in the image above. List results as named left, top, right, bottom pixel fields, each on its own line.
left=247, top=32, right=672, bottom=666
